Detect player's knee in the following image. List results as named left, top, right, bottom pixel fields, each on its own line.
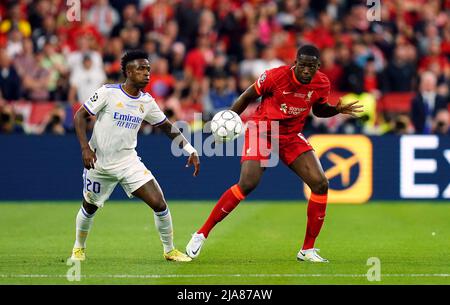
left=82, top=200, right=98, bottom=215
left=238, top=179, right=259, bottom=195
left=149, top=196, right=167, bottom=212
left=311, top=177, right=328, bottom=194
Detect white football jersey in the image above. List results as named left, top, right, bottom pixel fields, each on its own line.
left=83, top=84, right=166, bottom=170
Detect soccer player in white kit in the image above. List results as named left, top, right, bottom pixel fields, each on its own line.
left=70, top=50, right=199, bottom=262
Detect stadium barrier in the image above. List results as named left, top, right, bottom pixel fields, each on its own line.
left=0, top=134, right=448, bottom=202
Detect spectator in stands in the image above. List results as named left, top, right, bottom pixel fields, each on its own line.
left=13, top=38, right=34, bottom=78
left=1, top=0, right=450, bottom=136
left=383, top=44, right=416, bottom=92
left=167, top=41, right=186, bottom=81
left=303, top=11, right=335, bottom=49
left=66, top=35, right=103, bottom=72
left=419, top=40, right=449, bottom=73
left=21, top=51, right=50, bottom=101
left=0, top=49, right=21, bottom=101
left=120, top=25, right=142, bottom=51
left=320, top=47, right=343, bottom=92
left=418, top=23, right=441, bottom=56
left=68, top=54, right=106, bottom=105
left=215, top=0, right=244, bottom=60
left=111, top=3, right=144, bottom=44
left=143, top=57, right=175, bottom=104
left=27, top=0, right=52, bottom=31
left=103, top=37, right=123, bottom=82
left=205, top=52, right=231, bottom=80
left=202, top=71, right=238, bottom=120
left=0, top=3, right=31, bottom=38
left=239, top=47, right=259, bottom=78
left=184, top=34, right=214, bottom=82
left=5, top=28, right=23, bottom=58
left=175, top=0, right=202, bottom=50
left=178, top=84, right=204, bottom=131
left=363, top=56, right=383, bottom=99
left=411, top=71, right=448, bottom=134
left=340, top=47, right=364, bottom=94
left=63, top=9, right=105, bottom=52
left=41, top=40, right=69, bottom=101
left=87, top=0, right=119, bottom=37
left=32, top=15, right=58, bottom=52
left=250, top=45, right=285, bottom=79
left=141, top=0, right=174, bottom=34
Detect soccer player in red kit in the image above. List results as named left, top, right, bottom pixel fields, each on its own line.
left=186, top=45, right=362, bottom=262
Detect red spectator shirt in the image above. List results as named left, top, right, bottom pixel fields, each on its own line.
left=252, top=66, right=330, bottom=136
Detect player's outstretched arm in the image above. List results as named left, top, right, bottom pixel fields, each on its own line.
left=230, top=84, right=260, bottom=115
left=312, top=98, right=363, bottom=118
left=74, top=107, right=97, bottom=169
left=156, top=119, right=200, bottom=177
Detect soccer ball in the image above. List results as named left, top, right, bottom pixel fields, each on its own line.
left=210, top=110, right=243, bottom=143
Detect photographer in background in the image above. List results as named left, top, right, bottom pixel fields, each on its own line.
left=38, top=103, right=66, bottom=135
left=432, top=109, right=450, bottom=135
left=0, top=103, right=24, bottom=134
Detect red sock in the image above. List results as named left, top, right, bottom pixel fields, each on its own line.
left=198, top=184, right=245, bottom=238
left=302, top=192, right=327, bottom=250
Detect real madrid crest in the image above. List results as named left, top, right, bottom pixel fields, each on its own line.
left=139, top=104, right=144, bottom=113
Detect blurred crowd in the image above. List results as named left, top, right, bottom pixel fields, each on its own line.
left=0, top=0, right=449, bottom=135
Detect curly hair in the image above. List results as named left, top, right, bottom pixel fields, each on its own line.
left=120, top=50, right=149, bottom=78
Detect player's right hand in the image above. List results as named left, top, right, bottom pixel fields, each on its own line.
left=82, top=147, right=97, bottom=169
left=186, top=152, right=200, bottom=177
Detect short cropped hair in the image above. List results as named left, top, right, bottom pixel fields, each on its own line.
left=296, top=45, right=320, bottom=60
left=121, top=50, right=149, bottom=77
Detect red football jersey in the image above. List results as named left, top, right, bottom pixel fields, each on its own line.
left=251, top=65, right=331, bottom=136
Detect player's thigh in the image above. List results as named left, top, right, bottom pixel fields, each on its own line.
left=119, top=158, right=154, bottom=198
left=132, top=179, right=167, bottom=212
left=288, top=150, right=328, bottom=193
left=82, top=168, right=118, bottom=208
left=240, top=122, right=271, bottom=164
left=118, top=159, right=165, bottom=210
left=237, top=160, right=265, bottom=195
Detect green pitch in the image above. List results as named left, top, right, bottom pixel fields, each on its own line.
left=0, top=201, right=449, bottom=285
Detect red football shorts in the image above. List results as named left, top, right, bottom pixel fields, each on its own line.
left=241, top=123, right=313, bottom=166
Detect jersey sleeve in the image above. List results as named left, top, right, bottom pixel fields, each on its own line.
left=83, top=86, right=108, bottom=116
left=254, top=69, right=275, bottom=96
left=144, top=99, right=167, bottom=126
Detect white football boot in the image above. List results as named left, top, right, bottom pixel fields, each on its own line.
left=185, top=232, right=206, bottom=259
left=297, top=248, right=329, bottom=263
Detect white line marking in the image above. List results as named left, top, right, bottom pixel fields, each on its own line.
left=1, top=274, right=449, bottom=279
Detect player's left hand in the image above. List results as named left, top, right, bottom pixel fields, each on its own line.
left=336, top=99, right=364, bottom=117
left=186, top=153, right=200, bottom=177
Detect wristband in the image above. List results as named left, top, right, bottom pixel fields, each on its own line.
left=183, top=143, right=197, bottom=155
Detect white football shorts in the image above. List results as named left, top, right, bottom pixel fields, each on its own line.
left=81, top=157, right=155, bottom=207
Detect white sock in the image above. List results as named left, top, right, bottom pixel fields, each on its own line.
left=74, top=206, right=95, bottom=248
left=154, top=207, right=174, bottom=253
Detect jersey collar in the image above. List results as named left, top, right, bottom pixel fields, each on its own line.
left=290, top=66, right=302, bottom=86
left=120, top=84, right=142, bottom=99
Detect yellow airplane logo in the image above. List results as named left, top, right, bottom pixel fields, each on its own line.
left=324, top=152, right=359, bottom=186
